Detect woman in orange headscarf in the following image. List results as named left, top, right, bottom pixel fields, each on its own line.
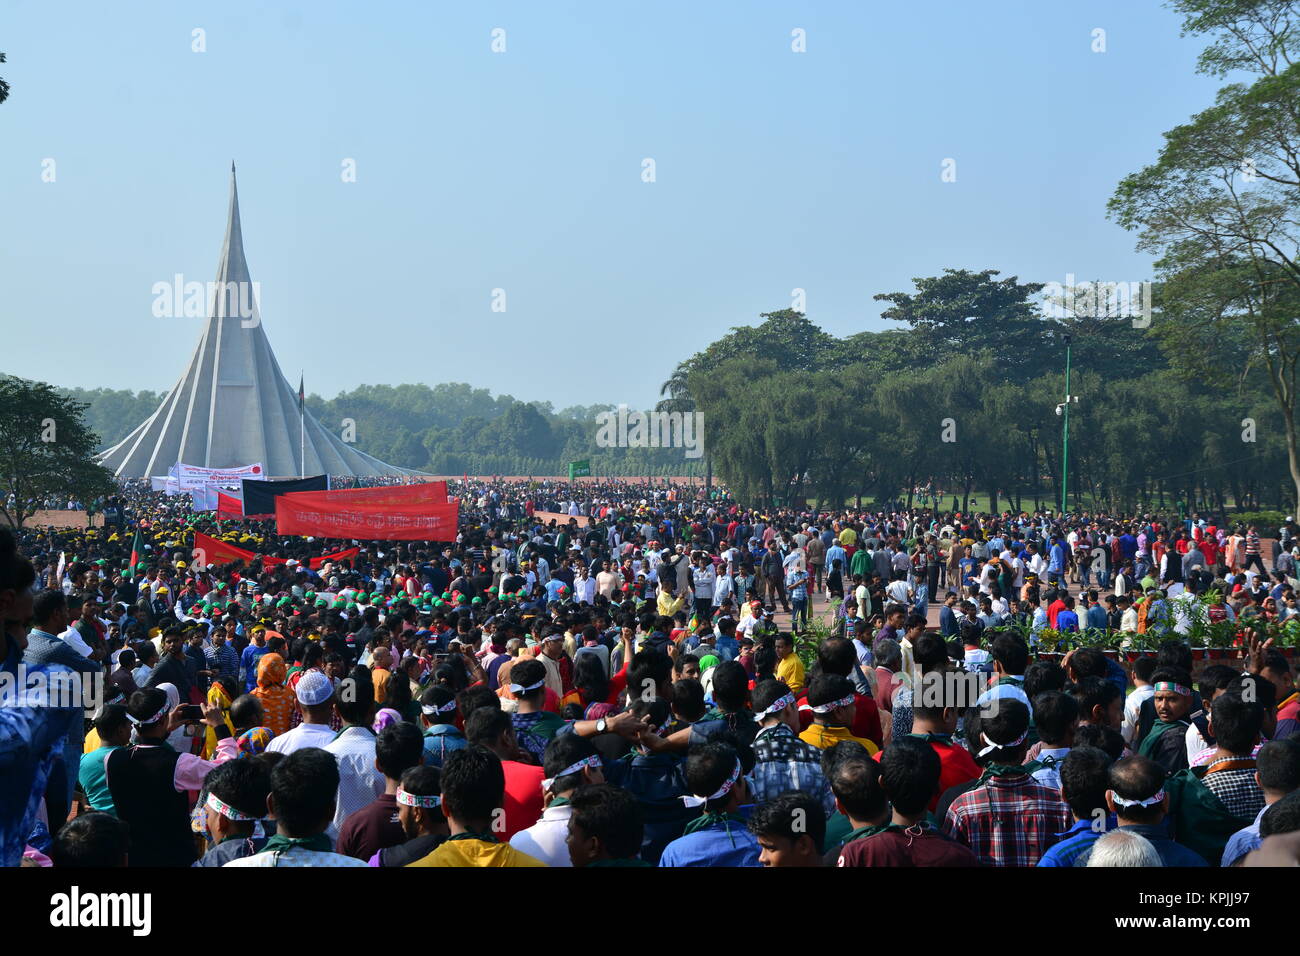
left=251, top=653, right=295, bottom=737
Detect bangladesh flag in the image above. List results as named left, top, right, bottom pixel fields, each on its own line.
left=128, top=527, right=143, bottom=580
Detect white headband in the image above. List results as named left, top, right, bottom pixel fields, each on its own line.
left=420, top=699, right=458, bottom=716
left=396, top=788, right=442, bottom=809
left=1111, top=789, right=1166, bottom=808
left=755, top=692, right=796, bottom=721
left=541, top=754, right=602, bottom=792
left=798, top=693, right=854, bottom=715
left=977, top=729, right=1029, bottom=758
left=682, top=759, right=742, bottom=809
left=206, top=792, right=258, bottom=821
left=509, top=679, right=546, bottom=695
left=127, top=701, right=171, bottom=727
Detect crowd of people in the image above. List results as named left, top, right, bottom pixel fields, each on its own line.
left=3, top=476, right=1300, bottom=868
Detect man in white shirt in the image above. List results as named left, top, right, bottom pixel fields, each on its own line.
left=268, top=672, right=338, bottom=754
left=509, top=738, right=604, bottom=867
left=573, top=566, right=597, bottom=605
left=324, top=674, right=384, bottom=838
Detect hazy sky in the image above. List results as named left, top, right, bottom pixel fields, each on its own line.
left=1, top=0, right=1222, bottom=409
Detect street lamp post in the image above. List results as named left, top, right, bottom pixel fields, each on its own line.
left=1061, top=333, right=1072, bottom=516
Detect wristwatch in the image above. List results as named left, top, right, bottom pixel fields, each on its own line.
left=595, top=717, right=608, bottom=734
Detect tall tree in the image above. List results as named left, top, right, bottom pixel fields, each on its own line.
left=874, top=269, right=1053, bottom=378
left=1109, top=0, right=1300, bottom=513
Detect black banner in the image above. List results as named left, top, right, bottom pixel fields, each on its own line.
left=240, top=475, right=327, bottom=517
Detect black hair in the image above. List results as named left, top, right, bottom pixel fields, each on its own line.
left=50, top=811, right=129, bottom=868
left=498, top=653, right=547, bottom=696
left=991, top=633, right=1029, bottom=675
left=1070, top=676, right=1122, bottom=723
left=752, top=642, right=777, bottom=682
left=977, top=698, right=1030, bottom=758
left=400, top=764, right=442, bottom=801
left=376, top=721, right=426, bottom=780
left=205, top=758, right=272, bottom=820
left=466, top=705, right=512, bottom=747
left=419, top=684, right=459, bottom=725
left=230, top=693, right=264, bottom=730
left=1198, top=664, right=1240, bottom=701
left=752, top=679, right=794, bottom=719
left=93, top=703, right=130, bottom=738
left=1132, top=656, right=1157, bottom=683
left=336, top=668, right=376, bottom=726
left=1209, top=691, right=1264, bottom=755
left=684, top=742, right=742, bottom=812
left=816, top=637, right=857, bottom=678
left=1108, top=755, right=1166, bottom=824
left=627, top=696, right=671, bottom=733
left=628, top=648, right=672, bottom=700
left=574, top=652, right=609, bottom=706
left=1257, top=738, right=1300, bottom=793
left=879, top=736, right=940, bottom=817
left=126, top=687, right=169, bottom=728
left=32, top=588, right=68, bottom=628
left=1033, top=690, right=1079, bottom=745
left=441, top=746, right=505, bottom=825
left=671, top=679, right=706, bottom=722
left=270, top=748, right=341, bottom=837
left=542, top=734, right=600, bottom=796
left=747, top=790, right=826, bottom=850
left=1073, top=723, right=1126, bottom=761
left=1260, top=790, right=1300, bottom=838
left=1024, top=661, right=1066, bottom=701
left=711, top=660, right=749, bottom=713
left=806, top=673, right=855, bottom=712
left=913, top=633, right=948, bottom=672
left=569, top=783, right=644, bottom=860
left=1059, top=746, right=1112, bottom=821
left=457, top=684, right=501, bottom=726
left=829, top=750, right=887, bottom=821
left=1150, top=666, right=1194, bottom=693
left=1155, top=639, right=1193, bottom=673
left=1069, top=648, right=1106, bottom=681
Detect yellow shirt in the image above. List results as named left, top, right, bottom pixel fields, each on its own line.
left=799, top=723, right=879, bottom=755
left=657, top=590, right=685, bottom=618
left=838, top=528, right=858, bottom=548
left=408, top=838, right=547, bottom=868
left=775, top=653, right=805, bottom=694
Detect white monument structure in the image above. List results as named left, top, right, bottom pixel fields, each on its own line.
left=98, top=166, right=401, bottom=477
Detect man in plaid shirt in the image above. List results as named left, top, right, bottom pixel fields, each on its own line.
left=749, top=679, right=835, bottom=816
left=944, top=699, right=1070, bottom=866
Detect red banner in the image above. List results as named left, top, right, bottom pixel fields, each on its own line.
left=297, top=482, right=447, bottom=506
left=192, top=531, right=287, bottom=568
left=276, top=494, right=459, bottom=541
left=310, top=546, right=360, bottom=570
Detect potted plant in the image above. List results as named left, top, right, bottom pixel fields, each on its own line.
left=1206, top=619, right=1239, bottom=660
left=1035, top=628, right=1064, bottom=661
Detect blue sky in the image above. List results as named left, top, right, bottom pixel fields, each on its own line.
left=0, top=0, right=1222, bottom=409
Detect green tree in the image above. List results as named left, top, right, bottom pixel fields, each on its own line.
left=0, top=376, right=114, bottom=528
left=1110, top=0, right=1300, bottom=513
left=0, top=52, right=9, bottom=106
left=874, top=269, right=1052, bottom=378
